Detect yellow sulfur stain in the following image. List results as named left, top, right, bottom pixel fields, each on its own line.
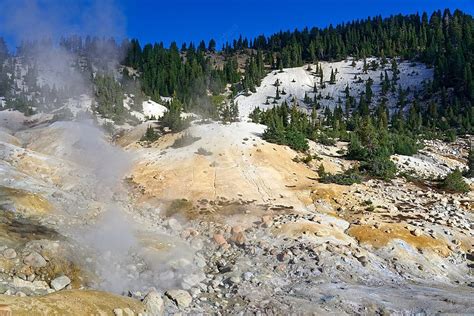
left=348, top=223, right=451, bottom=257
left=0, top=186, right=52, bottom=215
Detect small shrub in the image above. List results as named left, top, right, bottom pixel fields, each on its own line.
left=284, top=130, right=309, bottom=152
left=365, top=205, right=375, bottom=212
left=392, top=133, right=421, bottom=156
left=360, top=155, right=397, bottom=180
left=362, top=200, right=373, bottom=206
left=440, top=169, right=470, bottom=193
left=317, top=133, right=336, bottom=146
left=141, top=125, right=160, bottom=142
left=171, top=133, right=201, bottom=148
left=467, top=146, right=474, bottom=178
left=318, top=165, right=363, bottom=185
left=195, top=147, right=212, bottom=156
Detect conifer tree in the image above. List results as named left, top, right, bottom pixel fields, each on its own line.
left=468, top=141, right=474, bottom=177
left=329, top=69, right=336, bottom=84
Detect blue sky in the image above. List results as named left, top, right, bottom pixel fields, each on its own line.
left=122, top=0, right=474, bottom=47
left=1, top=0, right=473, bottom=49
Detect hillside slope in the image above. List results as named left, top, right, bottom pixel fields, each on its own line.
left=236, top=58, right=433, bottom=119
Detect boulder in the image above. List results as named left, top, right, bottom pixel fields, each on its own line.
left=143, top=290, right=164, bottom=316
left=411, top=228, right=423, bottom=237
left=213, top=234, right=227, bottom=246
left=181, top=273, right=206, bottom=289
left=50, top=275, right=71, bottom=291
left=113, top=309, right=123, bottom=316
left=12, top=277, right=49, bottom=291
left=165, top=289, right=192, bottom=309
left=231, top=231, right=246, bottom=246
left=261, top=215, right=273, bottom=228
left=3, top=248, right=17, bottom=259
left=23, top=252, right=47, bottom=268
left=166, top=218, right=182, bottom=232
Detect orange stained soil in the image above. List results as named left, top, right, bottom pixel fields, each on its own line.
left=347, top=223, right=451, bottom=257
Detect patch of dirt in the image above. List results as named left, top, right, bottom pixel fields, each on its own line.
left=274, top=220, right=352, bottom=243
left=0, top=290, right=144, bottom=316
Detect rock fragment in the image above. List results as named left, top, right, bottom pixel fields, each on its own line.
left=23, top=252, right=47, bottom=268
left=143, top=290, right=164, bottom=316
left=3, top=248, right=17, bottom=259
left=165, top=289, right=192, bottom=309
left=50, top=275, right=71, bottom=291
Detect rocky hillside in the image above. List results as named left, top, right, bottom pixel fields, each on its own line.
left=0, top=106, right=472, bottom=314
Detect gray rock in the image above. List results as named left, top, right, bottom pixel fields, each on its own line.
left=50, top=275, right=71, bottom=291
left=12, top=277, right=50, bottom=291
left=357, top=256, right=368, bottom=267
left=165, top=289, right=192, bottom=309
left=190, top=287, right=201, bottom=297
left=181, top=273, right=206, bottom=289
left=193, top=255, right=206, bottom=268
left=3, top=248, right=17, bottom=259
left=143, top=290, right=164, bottom=316
left=23, top=251, right=47, bottom=268
left=228, top=276, right=241, bottom=285
left=0, top=284, right=9, bottom=294
left=166, top=218, right=182, bottom=232
left=243, top=272, right=254, bottom=281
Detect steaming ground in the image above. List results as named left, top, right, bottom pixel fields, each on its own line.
left=0, top=108, right=473, bottom=314
left=0, top=116, right=202, bottom=296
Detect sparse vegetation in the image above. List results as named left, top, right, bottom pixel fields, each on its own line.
left=440, top=169, right=470, bottom=193
left=160, top=97, right=190, bottom=132
left=195, top=147, right=212, bottom=156
left=317, top=165, right=363, bottom=185
left=141, top=125, right=160, bottom=142
left=171, top=133, right=201, bottom=148
left=220, top=100, right=239, bottom=123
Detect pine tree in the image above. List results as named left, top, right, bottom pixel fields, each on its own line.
left=160, top=97, right=189, bottom=132
left=141, top=125, right=159, bottom=142
left=468, top=141, right=474, bottom=177
left=329, top=69, right=336, bottom=84
left=208, top=39, right=216, bottom=52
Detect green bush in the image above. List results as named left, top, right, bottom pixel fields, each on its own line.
left=171, top=133, right=201, bottom=148
left=347, top=134, right=368, bottom=160
left=361, top=155, right=397, bottom=180
left=441, top=169, right=470, bottom=193
left=317, top=132, right=336, bottom=146
left=160, top=98, right=190, bottom=132
left=467, top=146, right=474, bottom=178
left=284, top=130, right=309, bottom=152
left=317, top=165, right=363, bottom=185
left=263, top=127, right=309, bottom=152
left=141, top=125, right=160, bottom=142
left=391, top=133, right=420, bottom=156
